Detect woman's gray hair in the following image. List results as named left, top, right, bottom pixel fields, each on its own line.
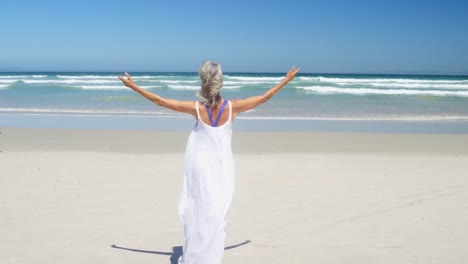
left=197, top=61, right=223, bottom=107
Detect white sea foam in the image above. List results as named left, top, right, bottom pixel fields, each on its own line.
left=363, top=82, right=468, bottom=89
left=297, top=77, right=320, bottom=82
left=143, top=85, right=160, bottom=89
left=160, top=80, right=199, bottom=84
left=299, top=76, right=468, bottom=84
left=57, top=75, right=190, bottom=83
left=57, top=75, right=118, bottom=79
left=296, top=76, right=468, bottom=89
left=167, top=84, right=241, bottom=90
left=0, top=80, right=18, bottom=84
left=132, top=76, right=182, bottom=79
left=23, top=79, right=120, bottom=84
left=222, top=85, right=242, bottom=89
left=80, top=85, right=157, bottom=90
left=57, top=75, right=164, bottom=79
left=168, top=85, right=200, bottom=90
left=32, top=75, right=47, bottom=78
left=297, top=86, right=468, bottom=97
left=225, top=76, right=284, bottom=81
left=80, top=85, right=126, bottom=90
left=0, top=75, right=29, bottom=78
left=297, top=76, right=468, bottom=83
left=0, top=84, right=9, bottom=89
left=125, top=75, right=188, bottom=79
left=223, top=80, right=277, bottom=85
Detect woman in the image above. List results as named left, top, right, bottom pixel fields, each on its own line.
left=118, top=62, right=299, bottom=263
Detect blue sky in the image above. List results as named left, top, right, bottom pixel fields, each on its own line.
left=2, top=0, right=468, bottom=74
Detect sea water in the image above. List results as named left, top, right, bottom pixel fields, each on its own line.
left=1, top=72, right=468, bottom=133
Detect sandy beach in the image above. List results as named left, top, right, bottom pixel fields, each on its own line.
left=1, top=127, right=468, bottom=264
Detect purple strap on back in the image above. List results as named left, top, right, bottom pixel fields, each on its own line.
left=204, top=100, right=228, bottom=127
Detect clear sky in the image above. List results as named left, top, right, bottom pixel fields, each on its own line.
left=2, top=0, right=468, bottom=74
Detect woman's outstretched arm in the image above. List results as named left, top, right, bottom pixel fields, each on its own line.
left=118, top=72, right=196, bottom=118
left=231, top=66, right=300, bottom=118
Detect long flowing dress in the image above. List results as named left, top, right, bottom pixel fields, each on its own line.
left=178, top=100, right=236, bottom=264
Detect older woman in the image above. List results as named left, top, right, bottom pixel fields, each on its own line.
left=118, top=62, right=299, bottom=264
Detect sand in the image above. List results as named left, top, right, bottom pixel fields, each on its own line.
left=1, top=127, right=468, bottom=264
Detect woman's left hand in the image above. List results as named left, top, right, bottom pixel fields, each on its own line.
left=285, top=66, right=300, bottom=82
left=118, top=72, right=136, bottom=89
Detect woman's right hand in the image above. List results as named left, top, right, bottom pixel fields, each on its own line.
left=118, top=72, right=137, bottom=89
left=285, top=66, right=300, bottom=82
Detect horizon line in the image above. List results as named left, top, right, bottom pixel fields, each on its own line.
left=1, top=70, right=468, bottom=77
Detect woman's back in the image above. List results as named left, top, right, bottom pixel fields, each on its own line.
left=197, top=98, right=231, bottom=127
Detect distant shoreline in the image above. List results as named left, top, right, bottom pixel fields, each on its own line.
left=2, top=115, right=468, bottom=134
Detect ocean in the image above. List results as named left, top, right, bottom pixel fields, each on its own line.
left=1, top=72, right=468, bottom=133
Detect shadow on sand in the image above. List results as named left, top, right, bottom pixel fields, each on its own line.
left=111, top=240, right=251, bottom=264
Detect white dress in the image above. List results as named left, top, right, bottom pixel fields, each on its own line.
left=178, top=100, right=236, bottom=264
